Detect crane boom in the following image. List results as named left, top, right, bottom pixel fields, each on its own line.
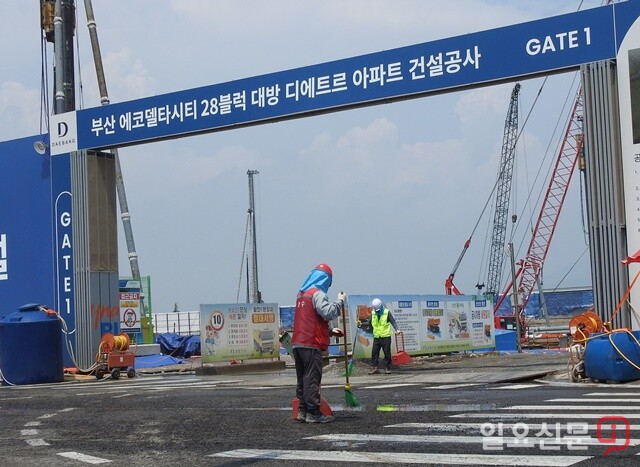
left=486, top=83, right=521, bottom=298
left=445, top=238, right=471, bottom=295
left=494, top=88, right=583, bottom=314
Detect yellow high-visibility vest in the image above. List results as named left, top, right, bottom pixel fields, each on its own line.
left=371, top=308, right=392, bottom=338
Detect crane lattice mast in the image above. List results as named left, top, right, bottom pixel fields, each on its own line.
left=486, top=83, right=521, bottom=299
left=494, top=88, right=584, bottom=314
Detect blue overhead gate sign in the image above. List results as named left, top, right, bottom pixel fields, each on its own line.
left=50, top=1, right=640, bottom=155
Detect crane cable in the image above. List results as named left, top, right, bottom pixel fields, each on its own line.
left=39, top=27, right=50, bottom=135
left=75, top=4, right=85, bottom=110
left=509, top=74, right=580, bottom=259
left=481, top=0, right=609, bottom=295
left=236, top=214, right=251, bottom=302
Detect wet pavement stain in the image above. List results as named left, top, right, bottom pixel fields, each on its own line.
left=376, top=403, right=497, bottom=412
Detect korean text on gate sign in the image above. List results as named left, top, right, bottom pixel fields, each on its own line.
left=0, top=233, right=7, bottom=280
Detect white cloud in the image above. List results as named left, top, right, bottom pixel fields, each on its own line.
left=0, top=82, right=43, bottom=140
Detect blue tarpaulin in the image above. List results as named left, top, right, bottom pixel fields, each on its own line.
left=154, top=333, right=201, bottom=358
left=279, top=306, right=295, bottom=330
left=495, top=289, right=593, bottom=318
left=134, top=354, right=184, bottom=369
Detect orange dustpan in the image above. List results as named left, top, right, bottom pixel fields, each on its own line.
left=392, top=331, right=412, bottom=365
left=292, top=397, right=333, bottom=419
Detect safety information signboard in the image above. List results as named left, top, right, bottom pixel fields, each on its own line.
left=348, top=294, right=495, bottom=357
left=199, top=303, right=280, bottom=362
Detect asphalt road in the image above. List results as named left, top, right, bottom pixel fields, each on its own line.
left=0, top=367, right=638, bottom=466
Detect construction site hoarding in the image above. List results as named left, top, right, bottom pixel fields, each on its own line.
left=199, top=303, right=279, bottom=362
left=348, top=294, right=495, bottom=358
left=0, top=135, right=55, bottom=318
left=618, top=5, right=640, bottom=330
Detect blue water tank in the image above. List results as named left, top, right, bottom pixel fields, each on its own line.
left=495, top=329, right=518, bottom=351
left=0, top=304, right=64, bottom=385
left=583, top=330, right=640, bottom=383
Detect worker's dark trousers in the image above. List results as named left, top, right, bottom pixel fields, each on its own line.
left=293, top=347, right=323, bottom=414
left=371, top=336, right=392, bottom=369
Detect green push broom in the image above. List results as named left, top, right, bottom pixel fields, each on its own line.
left=340, top=296, right=360, bottom=407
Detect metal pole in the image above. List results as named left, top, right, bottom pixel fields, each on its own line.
left=246, top=256, right=250, bottom=303
left=535, top=274, right=550, bottom=326
left=61, top=0, right=75, bottom=112
left=508, top=243, right=523, bottom=353
left=247, top=170, right=261, bottom=303
left=83, top=0, right=142, bottom=283
left=53, top=0, right=65, bottom=114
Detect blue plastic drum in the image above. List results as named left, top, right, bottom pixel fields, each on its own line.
left=0, top=304, right=64, bottom=385
left=583, top=330, right=640, bottom=383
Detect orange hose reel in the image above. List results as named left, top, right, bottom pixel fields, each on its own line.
left=569, top=311, right=603, bottom=341
left=99, top=332, right=131, bottom=352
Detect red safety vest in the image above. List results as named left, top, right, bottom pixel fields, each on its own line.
left=291, top=287, right=330, bottom=351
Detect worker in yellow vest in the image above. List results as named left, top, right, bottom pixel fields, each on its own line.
left=368, top=298, right=401, bottom=374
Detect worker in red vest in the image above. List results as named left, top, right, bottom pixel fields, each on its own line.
left=292, top=263, right=346, bottom=423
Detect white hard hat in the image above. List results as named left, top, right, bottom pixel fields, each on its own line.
left=371, top=298, right=382, bottom=310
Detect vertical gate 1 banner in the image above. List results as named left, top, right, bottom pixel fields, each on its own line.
left=348, top=294, right=495, bottom=359
left=199, top=303, right=280, bottom=362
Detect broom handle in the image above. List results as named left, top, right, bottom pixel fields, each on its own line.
left=340, top=297, right=350, bottom=386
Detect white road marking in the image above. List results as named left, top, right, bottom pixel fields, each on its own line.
left=503, top=405, right=640, bottom=411
left=57, top=452, right=112, bottom=464
left=21, top=429, right=38, bottom=436
left=494, top=384, right=541, bottom=390
left=385, top=422, right=480, bottom=431
left=549, top=398, right=640, bottom=403
left=306, top=433, right=638, bottom=447
left=25, top=439, right=49, bottom=446
left=248, top=386, right=290, bottom=390
left=584, top=392, right=640, bottom=396
left=209, top=448, right=590, bottom=466
left=385, top=422, right=640, bottom=430
left=452, top=412, right=640, bottom=419
left=76, top=381, right=224, bottom=394
left=361, top=383, right=419, bottom=389
left=423, top=383, right=482, bottom=390
left=24, top=421, right=41, bottom=427
left=135, top=380, right=217, bottom=387
left=38, top=413, right=56, bottom=419
left=545, top=381, right=640, bottom=389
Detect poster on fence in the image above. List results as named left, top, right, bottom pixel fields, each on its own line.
left=119, top=280, right=142, bottom=334
left=348, top=294, right=494, bottom=359
left=199, top=303, right=280, bottom=362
